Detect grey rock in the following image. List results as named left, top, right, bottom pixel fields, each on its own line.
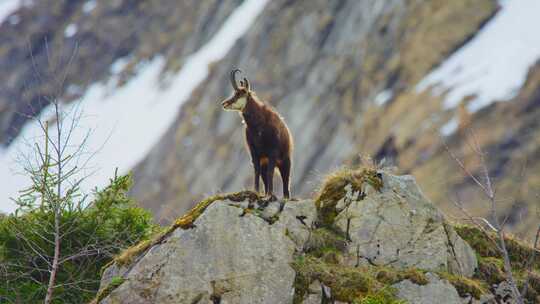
left=492, top=281, right=518, bottom=304
left=335, top=172, right=477, bottom=276
left=275, top=199, right=318, bottom=250
left=446, top=224, right=478, bottom=278
left=393, top=272, right=462, bottom=304
left=101, top=202, right=297, bottom=304
left=98, top=263, right=128, bottom=292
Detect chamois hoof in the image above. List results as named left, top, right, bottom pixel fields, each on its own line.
left=263, top=194, right=277, bottom=202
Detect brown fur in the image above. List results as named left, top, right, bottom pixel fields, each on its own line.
left=221, top=70, right=293, bottom=199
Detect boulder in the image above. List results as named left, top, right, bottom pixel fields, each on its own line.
left=393, top=272, right=463, bottom=304
left=100, top=201, right=299, bottom=304
left=335, top=172, right=477, bottom=277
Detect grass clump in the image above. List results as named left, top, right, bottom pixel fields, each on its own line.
left=437, top=272, right=486, bottom=299
left=454, top=224, right=540, bottom=301
left=292, top=255, right=426, bottom=303
left=315, top=168, right=383, bottom=227
left=375, top=268, right=429, bottom=286
left=355, top=289, right=406, bottom=304
left=475, top=257, right=505, bottom=285
left=115, top=191, right=262, bottom=266
left=90, top=276, right=125, bottom=304
left=454, top=225, right=540, bottom=271
left=292, top=255, right=380, bottom=303
left=305, top=228, right=348, bottom=258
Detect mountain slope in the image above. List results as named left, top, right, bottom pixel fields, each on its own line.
left=0, top=0, right=242, bottom=145
left=131, top=0, right=497, bottom=224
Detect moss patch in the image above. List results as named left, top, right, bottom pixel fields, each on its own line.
left=437, top=272, right=486, bottom=299
left=292, top=255, right=431, bottom=303
left=455, top=225, right=540, bottom=271
left=115, top=191, right=262, bottom=266
left=376, top=268, right=429, bottom=286
left=315, top=167, right=383, bottom=227
left=453, top=224, right=540, bottom=301
left=89, top=276, right=125, bottom=304
left=292, top=255, right=381, bottom=303
left=475, top=257, right=505, bottom=285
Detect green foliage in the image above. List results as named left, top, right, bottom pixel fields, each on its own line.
left=0, top=174, right=157, bottom=304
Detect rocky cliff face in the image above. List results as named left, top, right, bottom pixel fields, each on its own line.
left=94, top=169, right=540, bottom=303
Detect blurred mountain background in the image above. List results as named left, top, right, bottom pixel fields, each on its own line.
left=0, top=0, right=539, bottom=240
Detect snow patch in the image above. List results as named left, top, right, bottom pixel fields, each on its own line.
left=440, top=117, right=459, bottom=137
left=416, top=0, right=540, bottom=113
left=0, top=0, right=21, bottom=24
left=64, top=23, right=78, bottom=38
left=110, top=57, right=131, bottom=75
left=374, top=89, right=393, bottom=106
left=82, top=0, right=97, bottom=13
left=0, top=0, right=269, bottom=213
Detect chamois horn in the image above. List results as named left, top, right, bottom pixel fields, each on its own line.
left=230, top=69, right=241, bottom=91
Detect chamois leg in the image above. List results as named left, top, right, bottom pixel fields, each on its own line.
left=265, top=158, right=277, bottom=201
left=260, top=164, right=268, bottom=195
left=278, top=157, right=291, bottom=199
left=252, top=159, right=261, bottom=193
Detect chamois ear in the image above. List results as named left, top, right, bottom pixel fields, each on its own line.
left=243, top=77, right=250, bottom=91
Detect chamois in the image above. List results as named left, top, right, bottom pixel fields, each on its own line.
left=221, top=69, right=293, bottom=200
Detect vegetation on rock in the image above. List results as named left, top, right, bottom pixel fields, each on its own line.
left=315, top=167, right=383, bottom=227
left=114, top=190, right=263, bottom=266
left=456, top=224, right=540, bottom=301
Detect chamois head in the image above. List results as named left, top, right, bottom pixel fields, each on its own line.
left=221, top=69, right=251, bottom=112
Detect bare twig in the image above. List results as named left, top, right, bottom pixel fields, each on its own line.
left=442, top=133, right=526, bottom=304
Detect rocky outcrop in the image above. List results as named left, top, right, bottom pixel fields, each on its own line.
left=101, top=201, right=301, bottom=303
left=334, top=172, right=477, bottom=277
left=95, top=171, right=507, bottom=303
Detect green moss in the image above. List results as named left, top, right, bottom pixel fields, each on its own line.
left=90, top=276, right=125, bottom=304
left=437, top=272, right=486, bottom=299
left=376, top=268, right=429, bottom=286
left=355, top=289, right=406, bottom=304
left=519, top=271, right=540, bottom=302
left=475, top=257, right=505, bottom=285
left=292, top=255, right=430, bottom=303
left=292, top=255, right=381, bottom=302
left=115, top=191, right=263, bottom=266
left=305, top=228, right=348, bottom=256
left=455, top=225, right=540, bottom=271
left=315, top=168, right=383, bottom=227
